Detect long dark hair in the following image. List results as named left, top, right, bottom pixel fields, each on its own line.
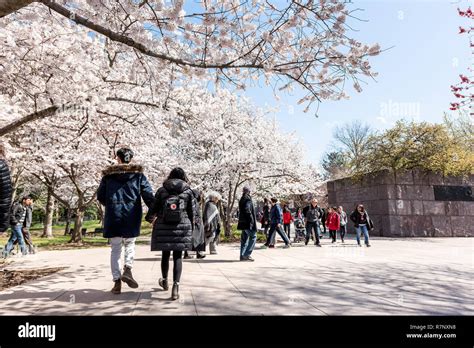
left=167, top=167, right=190, bottom=183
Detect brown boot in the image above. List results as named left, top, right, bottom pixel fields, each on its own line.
left=121, top=266, right=138, bottom=288
left=111, top=279, right=121, bottom=294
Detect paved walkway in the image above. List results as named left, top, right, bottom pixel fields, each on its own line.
left=0, top=237, right=472, bottom=315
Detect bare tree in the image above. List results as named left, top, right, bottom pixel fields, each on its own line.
left=333, top=121, right=373, bottom=171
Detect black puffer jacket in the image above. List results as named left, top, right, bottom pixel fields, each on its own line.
left=146, top=179, right=197, bottom=252
left=0, top=160, right=12, bottom=232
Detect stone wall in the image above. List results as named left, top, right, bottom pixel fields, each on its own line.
left=327, top=169, right=474, bottom=237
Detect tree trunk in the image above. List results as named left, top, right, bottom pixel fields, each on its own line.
left=64, top=208, right=72, bottom=236
left=96, top=201, right=104, bottom=224
left=0, top=0, right=35, bottom=18
left=69, top=209, right=84, bottom=244
left=41, top=188, right=54, bottom=238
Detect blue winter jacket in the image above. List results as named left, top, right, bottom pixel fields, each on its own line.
left=270, top=203, right=283, bottom=225
left=97, top=164, right=154, bottom=238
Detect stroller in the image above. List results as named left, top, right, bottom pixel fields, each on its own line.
left=293, top=218, right=306, bottom=243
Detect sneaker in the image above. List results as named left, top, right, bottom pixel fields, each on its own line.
left=315, top=243, right=322, bottom=247
left=283, top=244, right=290, bottom=249
left=304, top=240, right=308, bottom=246
left=358, top=243, right=362, bottom=247
left=196, top=253, right=206, bottom=259
left=341, top=239, right=345, bottom=243
left=366, top=244, right=371, bottom=247
left=159, top=278, right=169, bottom=291
left=269, top=245, right=275, bottom=249
left=242, top=256, right=255, bottom=262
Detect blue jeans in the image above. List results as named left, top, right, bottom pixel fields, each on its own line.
left=355, top=224, right=370, bottom=245
left=266, top=223, right=290, bottom=246
left=4, top=225, right=27, bottom=256
left=240, top=229, right=257, bottom=257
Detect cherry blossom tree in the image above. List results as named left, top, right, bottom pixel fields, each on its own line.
left=1, top=0, right=381, bottom=137
left=450, top=6, right=473, bottom=113
left=163, top=87, right=322, bottom=236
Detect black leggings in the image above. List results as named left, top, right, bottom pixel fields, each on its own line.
left=161, top=250, right=183, bottom=283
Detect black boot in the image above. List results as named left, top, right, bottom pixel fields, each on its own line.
left=121, top=266, right=138, bottom=288
left=159, top=278, right=169, bottom=290
left=111, top=279, right=121, bottom=294
left=171, top=282, right=179, bottom=300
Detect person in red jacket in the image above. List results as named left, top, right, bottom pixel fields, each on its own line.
left=282, top=205, right=294, bottom=240
left=326, top=206, right=340, bottom=243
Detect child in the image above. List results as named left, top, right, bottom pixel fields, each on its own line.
left=326, top=207, right=340, bottom=243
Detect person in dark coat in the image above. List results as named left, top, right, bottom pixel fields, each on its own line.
left=262, top=198, right=291, bottom=249
left=237, top=186, right=257, bottom=261
left=0, top=144, right=12, bottom=234
left=97, top=147, right=154, bottom=294
left=3, top=195, right=33, bottom=258
left=349, top=204, right=373, bottom=247
left=184, top=188, right=205, bottom=259
left=145, top=167, right=197, bottom=300
left=302, top=198, right=324, bottom=247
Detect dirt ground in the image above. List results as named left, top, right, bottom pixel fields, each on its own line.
left=0, top=266, right=66, bottom=291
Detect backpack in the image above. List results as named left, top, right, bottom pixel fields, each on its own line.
left=163, top=194, right=186, bottom=223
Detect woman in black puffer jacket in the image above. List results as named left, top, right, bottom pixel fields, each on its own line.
left=145, top=167, right=197, bottom=300
left=0, top=144, right=12, bottom=233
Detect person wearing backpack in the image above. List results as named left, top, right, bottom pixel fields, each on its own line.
left=145, top=167, right=198, bottom=300
left=97, top=147, right=155, bottom=294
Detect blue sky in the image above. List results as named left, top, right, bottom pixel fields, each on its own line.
left=235, top=0, right=471, bottom=166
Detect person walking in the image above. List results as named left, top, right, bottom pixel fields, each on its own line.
left=2, top=195, right=33, bottom=258
left=349, top=204, right=373, bottom=247
left=237, top=186, right=257, bottom=261
left=260, top=198, right=271, bottom=238
left=97, top=147, right=155, bottom=295
left=320, top=206, right=328, bottom=238
left=203, top=191, right=222, bottom=255
left=146, top=167, right=198, bottom=300
left=282, top=204, right=294, bottom=240
left=14, top=196, right=36, bottom=254
left=0, top=144, right=12, bottom=235
left=263, top=198, right=291, bottom=249
left=337, top=206, right=347, bottom=243
left=326, top=207, right=341, bottom=243
left=302, top=198, right=323, bottom=247
left=191, top=188, right=206, bottom=259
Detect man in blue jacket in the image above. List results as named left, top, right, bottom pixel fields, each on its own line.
left=97, top=147, right=154, bottom=294
left=262, top=198, right=291, bottom=249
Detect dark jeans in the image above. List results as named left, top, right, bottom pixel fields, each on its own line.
left=305, top=221, right=320, bottom=245
left=329, top=229, right=337, bottom=242
left=283, top=224, right=291, bottom=239
left=161, top=250, right=183, bottom=283
left=266, top=223, right=290, bottom=246
left=339, top=225, right=347, bottom=241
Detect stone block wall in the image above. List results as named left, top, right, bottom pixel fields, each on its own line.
left=327, top=169, right=474, bottom=237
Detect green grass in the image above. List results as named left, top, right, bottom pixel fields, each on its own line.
left=0, top=220, right=262, bottom=251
